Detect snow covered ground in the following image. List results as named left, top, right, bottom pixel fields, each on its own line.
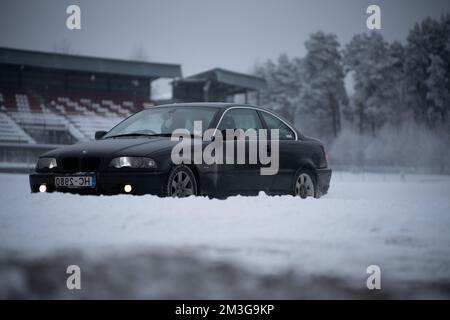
left=0, top=171, right=449, bottom=298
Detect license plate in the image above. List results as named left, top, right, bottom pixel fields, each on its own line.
left=55, top=176, right=96, bottom=188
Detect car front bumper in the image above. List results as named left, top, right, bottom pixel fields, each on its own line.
left=316, top=168, right=332, bottom=197
left=29, top=171, right=168, bottom=196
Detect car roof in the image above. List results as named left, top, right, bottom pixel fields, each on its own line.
left=153, top=102, right=271, bottom=112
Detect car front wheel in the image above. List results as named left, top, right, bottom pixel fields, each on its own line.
left=166, top=165, right=198, bottom=197
left=293, top=169, right=316, bottom=199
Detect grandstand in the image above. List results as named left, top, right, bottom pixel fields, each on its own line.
left=0, top=47, right=181, bottom=166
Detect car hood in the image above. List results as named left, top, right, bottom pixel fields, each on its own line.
left=42, top=137, right=178, bottom=159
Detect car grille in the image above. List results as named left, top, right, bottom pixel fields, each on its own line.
left=61, top=157, right=78, bottom=172
left=61, top=157, right=100, bottom=172
left=81, top=157, right=101, bottom=171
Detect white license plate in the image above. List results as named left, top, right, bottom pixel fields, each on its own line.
left=55, top=176, right=96, bottom=188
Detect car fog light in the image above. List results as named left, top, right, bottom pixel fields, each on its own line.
left=39, top=184, right=47, bottom=193
left=124, top=184, right=132, bottom=193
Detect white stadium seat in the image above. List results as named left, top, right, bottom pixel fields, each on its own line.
left=0, top=90, right=149, bottom=143
left=0, top=112, right=35, bottom=144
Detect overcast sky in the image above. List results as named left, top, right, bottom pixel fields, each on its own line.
left=1, top=0, right=449, bottom=77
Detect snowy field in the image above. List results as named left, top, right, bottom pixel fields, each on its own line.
left=0, top=171, right=450, bottom=299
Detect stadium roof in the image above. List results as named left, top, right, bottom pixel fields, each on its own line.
left=0, top=47, right=182, bottom=79
left=181, top=68, right=266, bottom=91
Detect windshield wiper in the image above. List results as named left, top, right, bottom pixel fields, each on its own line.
left=105, top=133, right=173, bottom=139
left=146, top=133, right=174, bottom=137
left=150, top=133, right=205, bottom=139
left=105, top=132, right=204, bottom=139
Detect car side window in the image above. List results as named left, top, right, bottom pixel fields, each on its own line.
left=260, top=112, right=295, bottom=140
left=218, top=109, right=262, bottom=131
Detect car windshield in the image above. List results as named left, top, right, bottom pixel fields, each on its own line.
left=104, top=106, right=218, bottom=139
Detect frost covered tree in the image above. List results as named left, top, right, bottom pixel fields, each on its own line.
left=256, top=14, right=450, bottom=153
left=426, top=55, right=450, bottom=126
left=343, top=32, right=405, bottom=134
left=386, top=41, right=408, bottom=126
left=254, top=54, right=302, bottom=122
left=404, top=15, right=450, bottom=127
left=298, top=32, right=348, bottom=140
left=256, top=32, right=347, bottom=141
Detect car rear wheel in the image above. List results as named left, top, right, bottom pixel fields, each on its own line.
left=166, top=165, right=197, bottom=197
left=293, top=170, right=316, bottom=199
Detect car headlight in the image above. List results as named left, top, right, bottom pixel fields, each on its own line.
left=37, top=157, right=57, bottom=170
left=109, top=157, right=157, bottom=169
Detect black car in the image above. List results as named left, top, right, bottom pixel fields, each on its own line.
left=29, top=103, right=331, bottom=198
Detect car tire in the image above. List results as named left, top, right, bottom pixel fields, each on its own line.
left=293, top=169, right=317, bottom=199
left=166, top=165, right=198, bottom=197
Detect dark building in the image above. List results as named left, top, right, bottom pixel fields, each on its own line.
left=172, top=68, right=266, bottom=105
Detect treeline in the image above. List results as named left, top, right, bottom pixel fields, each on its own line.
left=255, top=15, right=450, bottom=172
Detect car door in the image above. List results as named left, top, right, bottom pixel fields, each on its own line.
left=215, top=108, right=264, bottom=195
left=258, top=110, right=297, bottom=194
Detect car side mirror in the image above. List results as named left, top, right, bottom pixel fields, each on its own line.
left=95, top=131, right=107, bottom=140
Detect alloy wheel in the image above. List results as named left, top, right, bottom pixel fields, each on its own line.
left=170, top=171, right=194, bottom=197
left=295, top=173, right=315, bottom=199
